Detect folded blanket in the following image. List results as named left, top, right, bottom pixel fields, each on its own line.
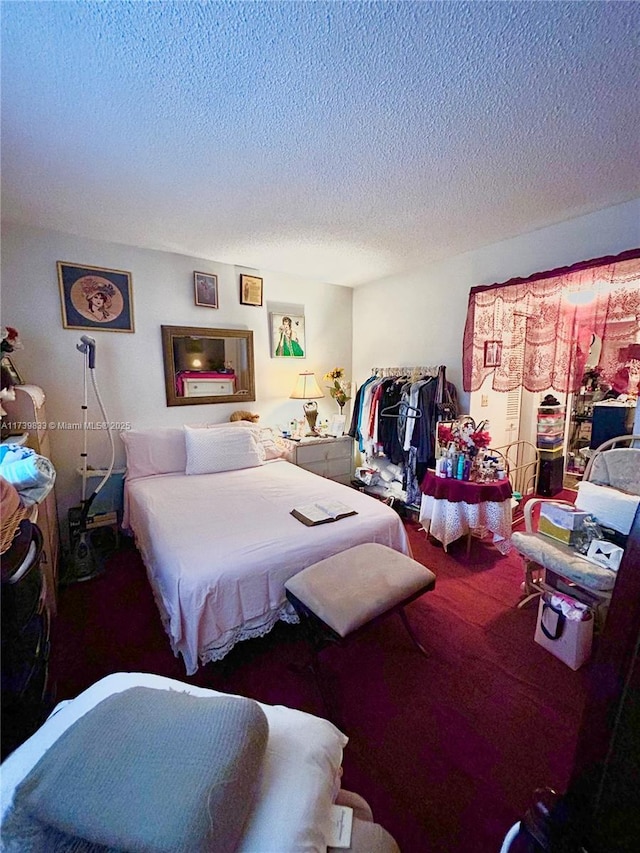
left=1, top=802, right=111, bottom=852
left=0, top=451, right=56, bottom=507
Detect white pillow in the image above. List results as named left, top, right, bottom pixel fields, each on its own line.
left=0, top=673, right=349, bottom=853
left=121, top=422, right=259, bottom=480
left=184, top=424, right=265, bottom=474
left=121, top=427, right=187, bottom=480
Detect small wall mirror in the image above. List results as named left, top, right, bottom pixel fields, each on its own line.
left=161, top=325, right=255, bottom=407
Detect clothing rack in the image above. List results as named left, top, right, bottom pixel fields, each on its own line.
left=371, top=365, right=442, bottom=381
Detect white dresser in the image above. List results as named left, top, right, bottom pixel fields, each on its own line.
left=183, top=378, right=235, bottom=396
left=293, top=435, right=353, bottom=485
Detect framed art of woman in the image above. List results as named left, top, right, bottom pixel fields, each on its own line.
left=271, top=314, right=305, bottom=358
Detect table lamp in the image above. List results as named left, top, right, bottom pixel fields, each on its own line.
left=290, top=372, right=324, bottom=436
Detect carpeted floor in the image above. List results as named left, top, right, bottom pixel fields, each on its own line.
left=49, top=517, right=591, bottom=853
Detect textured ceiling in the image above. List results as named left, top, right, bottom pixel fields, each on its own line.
left=2, top=1, right=639, bottom=287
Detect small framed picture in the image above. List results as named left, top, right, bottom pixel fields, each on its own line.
left=328, top=414, right=346, bottom=437
left=270, top=313, right=305, bottom=358
left=57, top=261, right=135, bottom=332
left=240, top=274, right=263, bottom=306
left=194, top=272, right=219, bottom=308
left=1, top=355, right=23, bottom=386
left=484, top=340, right=502, bottom=368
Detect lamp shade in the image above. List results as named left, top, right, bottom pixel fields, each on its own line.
left=290, top=372, right=324, bottom=400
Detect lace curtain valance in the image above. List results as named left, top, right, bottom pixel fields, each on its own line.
left=462, top=249, right=640, bottom=393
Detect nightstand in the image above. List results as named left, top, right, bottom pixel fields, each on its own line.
left=293, top=435, right=353, bottom=485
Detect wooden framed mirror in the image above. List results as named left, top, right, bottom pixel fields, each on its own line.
left=161, top=325, right=255, bottom=407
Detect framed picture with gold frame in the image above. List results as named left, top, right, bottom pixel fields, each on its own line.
left=57, top=261, right=134, bottom=332
left=239, top=274, right=263, bottom=307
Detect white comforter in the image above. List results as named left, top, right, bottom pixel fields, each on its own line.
left=125, top=460, right=409, bottom=673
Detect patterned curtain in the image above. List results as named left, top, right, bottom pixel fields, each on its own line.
left=462, top=250, right=640, bottom=393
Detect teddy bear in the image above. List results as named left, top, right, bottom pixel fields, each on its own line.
left=229, top=410, right=260, bottom=423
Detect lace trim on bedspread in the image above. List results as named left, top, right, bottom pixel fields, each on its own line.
left=199, top=604, right=300, bottom=666
left=132, top=530, right=300, bottom=673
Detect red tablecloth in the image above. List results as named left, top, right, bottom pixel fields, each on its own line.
left=420, top=470, right=512, bottom=504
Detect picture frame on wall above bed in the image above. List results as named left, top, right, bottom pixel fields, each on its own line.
left=57, top=261, right=135, bottom=332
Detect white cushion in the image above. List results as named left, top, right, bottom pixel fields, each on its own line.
left=184, top=424, right=265, bottom=474
left=511, top=531, right=617, bottom=591
left=576, top=480, right=640, bottom=535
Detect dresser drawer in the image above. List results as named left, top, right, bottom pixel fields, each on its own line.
left=294, top=437, right=352, bottom=484
left=183, top=379, right=234, bottom=396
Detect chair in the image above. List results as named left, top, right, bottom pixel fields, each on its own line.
left=491, top=439, right=540, bottom=526
left=512, top=434, right=640, bottom=628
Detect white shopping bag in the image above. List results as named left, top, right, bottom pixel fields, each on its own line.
left=534, top=595, right=594, bottom=670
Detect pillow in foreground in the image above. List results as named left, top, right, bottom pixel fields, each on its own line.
left=9, top=687, right=268, bottom=853
left=0, top=673, right=349, bottom=853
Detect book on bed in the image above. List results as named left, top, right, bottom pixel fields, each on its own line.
left=291, top=500, right=358, bottom=526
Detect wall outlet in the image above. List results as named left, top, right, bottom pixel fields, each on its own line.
left=481, top=394, right=489, bottom=407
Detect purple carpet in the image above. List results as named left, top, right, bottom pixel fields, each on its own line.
left=49, top=518, right=590, bottom=852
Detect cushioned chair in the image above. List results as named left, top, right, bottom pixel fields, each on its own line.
left=512, top=434, right=640, bottom=628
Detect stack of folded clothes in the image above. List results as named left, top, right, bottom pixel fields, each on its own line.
left=0, top=444, right=56, bottom=507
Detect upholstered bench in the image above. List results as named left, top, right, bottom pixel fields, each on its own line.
left=285, top=542, right=436, bottom=660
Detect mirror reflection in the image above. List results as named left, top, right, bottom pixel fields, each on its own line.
left=161, top=325, right=255, bottom=406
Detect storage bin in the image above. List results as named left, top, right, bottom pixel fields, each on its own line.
left=534, top=595, right=593, bottom=670
left=537, top=435, right=564, bottom=449
left=537, top=415, right=565, bottom=426
left=537, top=424, right=564, bottom=436
left=539, top=446, right=564, bottom=461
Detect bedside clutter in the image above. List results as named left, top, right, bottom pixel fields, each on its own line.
left=538, top=504, right=591, bottom=546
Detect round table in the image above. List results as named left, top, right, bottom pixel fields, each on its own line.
left=419, top=470, right=513, bottom=553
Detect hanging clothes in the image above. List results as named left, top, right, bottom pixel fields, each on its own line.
left=350, top=366, right=459, bottom=507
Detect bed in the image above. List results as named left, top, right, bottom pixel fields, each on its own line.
left=122, top=424, right=410, bottom=674
left=0, top=672, right=399, bottom=852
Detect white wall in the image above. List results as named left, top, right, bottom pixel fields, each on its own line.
left=1, top=223, right=352, bottom=523
left=353, top=199, right=640, bottom=416
left=3, top=200, right=638, bottom=526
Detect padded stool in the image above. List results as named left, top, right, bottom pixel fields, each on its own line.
left=285, top=543, right=436, bottom=700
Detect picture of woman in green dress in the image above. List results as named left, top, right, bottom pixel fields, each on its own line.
left=274, top=315, right=305, bottom=357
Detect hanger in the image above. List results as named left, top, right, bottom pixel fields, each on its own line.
left=380, top=400, right=422, bottom=418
